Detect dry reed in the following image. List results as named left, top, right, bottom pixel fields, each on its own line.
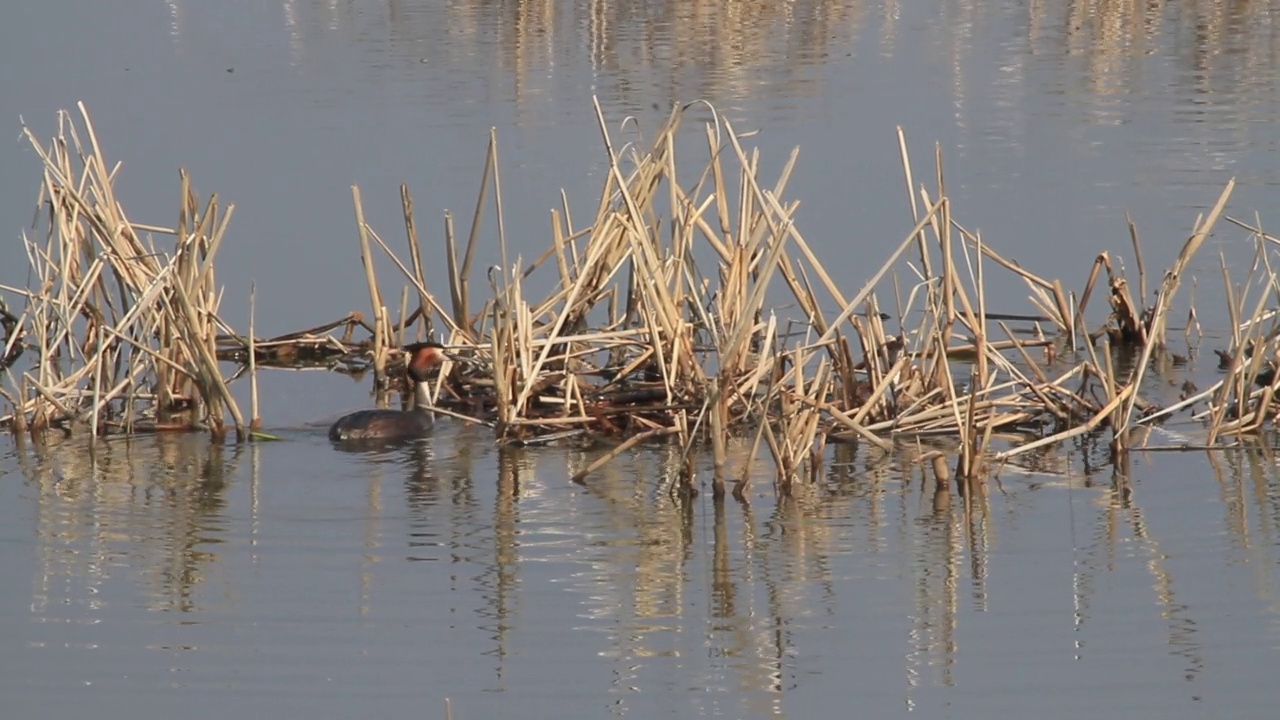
left=3, top=101, right=1275, bottom=496
left=2, top=104, right=244, bottom=440
left=331, top=102, right=1255, bottom=490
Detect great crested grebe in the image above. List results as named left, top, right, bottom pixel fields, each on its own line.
left=328, top=341, right=452, bottom=442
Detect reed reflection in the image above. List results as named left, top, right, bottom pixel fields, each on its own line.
left=264, top=0, right=863, bottom=111
left=481, top=444, right=527, bottom=682
left=1210, top=442, right=1280, bottom=599
left=317, top=427, right=1280, bottom=707
left=5, top=414, right=1280, bottom=708
left=567, top=439, right=692, bottom=632
left=1069, top=454, right=1207, bottom=680
left=20, top=434, right=237, bottom=626
left=372, top=425, right=527, bottom=685
left=903, top=487, right=955, bottom=703
left=203, top=0, right=1280, bottom=127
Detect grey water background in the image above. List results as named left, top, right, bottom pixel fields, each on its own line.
left=2, top=1, right=1280, bottom=718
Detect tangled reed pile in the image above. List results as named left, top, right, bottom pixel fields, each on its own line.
left=1, top=106, right=245, bottom=440
left=3, top=102, right=1277, bottom=497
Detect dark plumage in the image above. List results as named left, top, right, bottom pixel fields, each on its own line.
left=327, top=408, right=436, bottom=442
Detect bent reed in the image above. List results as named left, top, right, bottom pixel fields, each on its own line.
left=1, top=102, right=1274, bottom=497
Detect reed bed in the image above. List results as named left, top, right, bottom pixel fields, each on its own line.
left=0, top=104, right=244, bottom=440
left=334, top=102, right=1257, bottom=492
left=3, top=101, right=1278, bottom=496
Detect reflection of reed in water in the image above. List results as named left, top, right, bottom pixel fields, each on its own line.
left=551, top=439, right=885, bottom=709
left=393, top=425, right=521, bottom=683
left=902, top=471, right=964, bottom=703
left=579, top=0, right=866, bottom=108
left=1021, top=0, right=1280, bottom=135
left=1214, top=440, right=1280, bottom=560
left=22, top=436, right=236, bottom=624
left=1057, top=0, right=1278, bottom=87
left=259, top=0, right=866, bottom=112
left=1071, top=456, right=1207, bottom=680
left=157, top=0, right=1278, bottom=121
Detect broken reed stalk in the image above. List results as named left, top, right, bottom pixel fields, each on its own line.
left=401, top=183, right=433, bottom=342
left=1113, top=180, right=1234, bottom=448
left=249, top=282, right=261, bottom=433
left=352, top=185, right=391, bottom=400
left=1196, top=237, right=1280, bottom=440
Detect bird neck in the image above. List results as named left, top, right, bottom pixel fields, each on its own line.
left=412, top=381, right=434, bottom=412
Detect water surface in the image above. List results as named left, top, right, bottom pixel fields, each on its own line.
left=3, top=1, right=1280, bottom=717
left=4, top=429, right=1280, bottom=718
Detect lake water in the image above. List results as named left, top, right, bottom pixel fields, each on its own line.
left=3, top=1, right=1280, bottom=718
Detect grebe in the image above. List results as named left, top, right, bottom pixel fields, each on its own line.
left=328, top=341, right=451, bottom=442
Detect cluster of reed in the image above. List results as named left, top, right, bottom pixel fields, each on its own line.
left=337, top=100, right=1260, bottom=497
left=6, top=101, right=1279, bottom=498
left=0, top=104, right=247, bottom=440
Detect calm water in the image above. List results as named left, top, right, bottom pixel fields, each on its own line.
left=3, top=0, right=1280, bottom=717
left=3, top=430, right=1280, bottom=718
left=4, top=428, right=1280, bottom=719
